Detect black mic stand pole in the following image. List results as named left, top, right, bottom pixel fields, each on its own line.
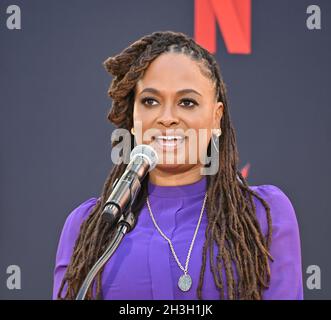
left=75, top=151, right=153, bottom=300
left=75, top=176, right=139, bottom=300
left=75, top=210, right=136, bottom=300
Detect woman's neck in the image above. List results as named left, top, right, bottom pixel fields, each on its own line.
left=148, top=165, right=204, bottom=186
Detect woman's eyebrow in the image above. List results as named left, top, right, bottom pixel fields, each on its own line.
left=139, top=87, right=202, bottom=97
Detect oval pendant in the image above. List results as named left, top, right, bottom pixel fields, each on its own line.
left=178, top=273, right=192, bottom=292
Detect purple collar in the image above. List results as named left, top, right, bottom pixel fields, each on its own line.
left=147, top=176, right=207, bottom=198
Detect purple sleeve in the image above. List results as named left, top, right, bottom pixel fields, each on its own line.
left=252, top=185, right=304, bottom=300
left=52, top=197, right=98, bottom=299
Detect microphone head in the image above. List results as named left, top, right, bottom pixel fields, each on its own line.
left=130, top=144, right=159, bottom=171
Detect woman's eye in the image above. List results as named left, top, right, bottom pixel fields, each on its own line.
left=141, top=97, right=158, bottom=106
left=179, top=99, right=198, bottom=108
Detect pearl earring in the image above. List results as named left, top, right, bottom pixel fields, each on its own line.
left=211, top=128, right=222, bottom=152
left=213, top=128, right=222, bottom=137
left=131, top=127, right=135, bottom=135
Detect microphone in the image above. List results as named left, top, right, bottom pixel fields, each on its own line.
left=102, top=144, right=158, bottom=226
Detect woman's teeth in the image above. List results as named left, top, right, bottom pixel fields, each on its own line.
left=154, top=136, right=185, bottom=146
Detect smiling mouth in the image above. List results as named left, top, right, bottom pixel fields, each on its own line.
left=152, top=135, right=186, bottom=148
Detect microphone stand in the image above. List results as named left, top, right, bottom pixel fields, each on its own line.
left=75, top=146, right=156, bottom=300
left=75, top=211, right=136, bottom=300
left=75, top=177, right=138, bottom=300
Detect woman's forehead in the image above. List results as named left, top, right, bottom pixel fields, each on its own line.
left=135, top=53, right=214, bottom=96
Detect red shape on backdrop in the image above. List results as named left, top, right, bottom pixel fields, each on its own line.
left=194, top=0, right=251, bottom=54
left=240, top=163, right=250, bottom=179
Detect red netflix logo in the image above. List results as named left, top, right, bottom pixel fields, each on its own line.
left=194, top=0, right=251, bottom=54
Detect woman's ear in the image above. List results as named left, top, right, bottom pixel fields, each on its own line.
left=213, top=102, right=224, bottom=128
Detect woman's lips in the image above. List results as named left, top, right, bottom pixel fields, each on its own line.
left=151, top=135, right=186, bottom=150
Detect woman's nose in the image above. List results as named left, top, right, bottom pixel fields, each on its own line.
left=156, top=106, right=179, bottom=127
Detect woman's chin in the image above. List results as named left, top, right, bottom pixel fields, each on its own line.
left=154, top=163, right=198, bottom=173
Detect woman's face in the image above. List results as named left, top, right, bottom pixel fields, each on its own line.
left=133, top=52, right=223, bottom=172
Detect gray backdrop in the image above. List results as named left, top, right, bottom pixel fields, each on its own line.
left=0, top=0, right=330, bottom=299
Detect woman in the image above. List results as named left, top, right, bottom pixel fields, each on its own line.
left=53, top=31, right=303, bottom=300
